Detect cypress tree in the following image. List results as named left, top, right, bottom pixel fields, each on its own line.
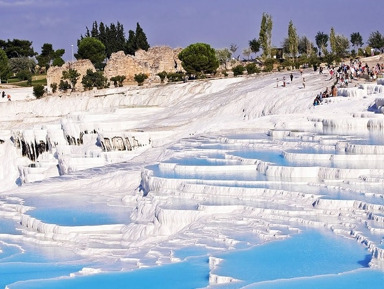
left=125, top=30, right=137, bottom=55
left=135, top=23, right=150, bottom=51
left=259, top=13, right=272, bottom=59
left=330, top=27, right=336, bottom=54
left=288, top=20, right=298, bottom=60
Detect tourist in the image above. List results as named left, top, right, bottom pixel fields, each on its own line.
left=1, top=91, right=5, bottom=98
left=283, top=76, right=286, bottom=87
left=302, top=77, right=305, bottom=88
left=290, top=73, right=293, bottom=82
left=7, top=94, right=11, bottom=101
left=332, top=85, right=337, bottom=97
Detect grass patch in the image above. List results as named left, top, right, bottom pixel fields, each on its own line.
left=6, top=74, right=47, bottom=87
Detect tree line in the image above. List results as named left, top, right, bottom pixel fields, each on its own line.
left=1, top=16, right=384, bottom=86
left=0, top=21, right=150, bottom=83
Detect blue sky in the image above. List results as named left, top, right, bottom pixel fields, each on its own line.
left=0, top=0, right=381, bottom=61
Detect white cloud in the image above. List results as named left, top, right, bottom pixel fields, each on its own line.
left=0, top=0, right=66, bottom=7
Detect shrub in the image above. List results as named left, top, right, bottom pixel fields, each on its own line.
left=157, top=71, right=167, bottom=83
left=134, top=73, right=148, bottom=86
left=263, top=58, right=276, bottom=72
left=245, top=63, right=260, bottom=75
left=167, top=72, right=185, bottom=82
left=81, top=69, right=109, bottom=90
left=232, top=65, right=245, bottom=77
left=59, top=80, right=71, bottom=91
left=33, top=84, right=45, bottom=99
left=50, top=82, right=58, bottom=93
left=16, top=70, right=32, bottom=81
left=110, top=75, right=126, bottom=87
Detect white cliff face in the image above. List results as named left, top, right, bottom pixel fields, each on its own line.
left=1, top=67, right=384, bottom=287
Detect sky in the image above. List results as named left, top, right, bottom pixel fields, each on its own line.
left=0, top=0, right=382, bottom=61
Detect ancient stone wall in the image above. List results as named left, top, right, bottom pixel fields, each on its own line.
left=104, top=46, right=183, bottom=84
left=103, top=51, right=150, bottom=84
left=46, top=59, right=95, bottom=93
left=47, top=46, right=184, bottom=91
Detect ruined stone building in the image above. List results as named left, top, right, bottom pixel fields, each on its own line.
left=46, top=46, right=183, bottom=93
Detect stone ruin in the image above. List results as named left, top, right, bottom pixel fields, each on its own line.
left=47, top=59, right=95, bottom=92
left=46, top=46, right=184, bottom=92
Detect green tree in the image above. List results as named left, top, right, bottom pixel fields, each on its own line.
left=81, top=21, right=127, bottom=58
left=367, top=31, right=384, bottom=49
left=334, top=34, right=350, bottom=57
left=36, top=43, right=54, bottom=69
left=135, top=23, right=150, bottom=51
left=0, top=39, right=36, bottom=58
left=9, top=57, right=36, bottom=74
left=249, top=38, right=260, bottom=58
left=298, top=36, right=314, bottom=55
left=134, top=73, right=148, bottom=86
left=81, top=69, right=108, bottom=90
left=215, top=48, right=231, bottom=69
left=243, top=48, right=251, bottom=60
left=258, top=13, right=273, bottom=58
left=156, top=71, right=167, bottom=83
left=33, top=84, right=45, bottom=98
left=76, top=37, right=106, bottom=66
left=229, top=43, right=238, bottom=59
left=178, top=43, right=219, bottom=77
left=315, top=32, right=329, bottom=56
left=62, top=68, right=81, bottom=91
left=125, top=30, right=137, bottom=55
left=37, top=44, right=65, bottom=69
left=110, top=75, right=126, bottom=87
left=288, top=20, right=298, bottom=60
left=350, top=32, right=363, bottom=51
left=330, top=27, right=336, bottom=54
left=0, top=49, right=10, bottom=83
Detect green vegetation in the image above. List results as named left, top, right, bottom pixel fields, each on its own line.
left=367, top=31, right=384, bottom=50
left=0, top=49, right=10, bottom=83
left=33, top=84, right=45, bottom=98
left=80, top=21, right=150, bottom=57
left=167, top=72, right=185, bottom=82
left=245, top=63, right=260, bottom=75
left=134, top=73, right=148, bottom=86
left=178, top=43, right=219, bottom=78
left=156, top=71, right=167, bottom=83
left=288, top=20, right=298, bottom=60
left=258, top=13, right=273, bottom=58
left=232, top=65, right=245, bottom=76
left=7, top=74, right=46, bottom=87
left=110, top=75, right=126, bottom=87
left=81, top=69, right=109, bottom=90
left=76, top=37, right=106, bottom=67
left=315, top=32, right=329, bottom=56
left=36, top=43, right=65, bottom=70
left=50, top=82, right=58, bottom=93
left=62, top=69, right=80, bottom=91
left=215, top=48, right=231, bottom=70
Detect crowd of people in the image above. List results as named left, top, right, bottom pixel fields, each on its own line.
left=313, top=59, right=384, bottom=106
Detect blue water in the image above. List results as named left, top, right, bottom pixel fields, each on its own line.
left=149, top=164, right=267, bottom=182
left=28, top=206, right=131, bottom=226
left=212, top=230, right=370, bottom=288
left=0, top=243, right=88, bottom=289
left=244, top=269, right=384, bottom=289
left=4, top=130, right=384, bottom=289
left=7, top=230, right=379, bottom=289
left=8, top=257, right=209, bottom=289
